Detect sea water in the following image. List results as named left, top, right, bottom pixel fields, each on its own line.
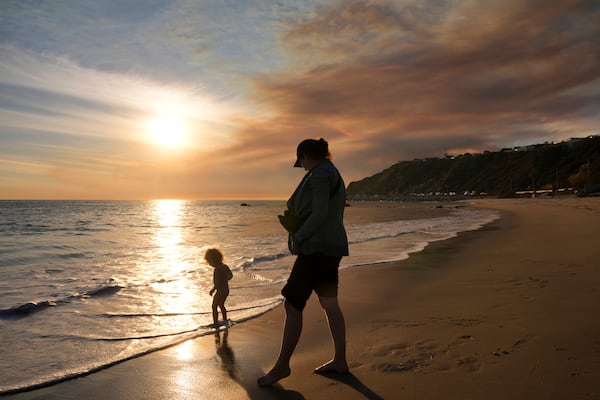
left=0, top=200, right=499, bottom=393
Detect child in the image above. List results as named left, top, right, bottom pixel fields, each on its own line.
left=205, top=248, right=233, bottom=328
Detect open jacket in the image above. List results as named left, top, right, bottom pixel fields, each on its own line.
left=288, top=159, right=349, bottom=256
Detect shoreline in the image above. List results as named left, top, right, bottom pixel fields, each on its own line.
left=4, top=198, right=600, bottom=399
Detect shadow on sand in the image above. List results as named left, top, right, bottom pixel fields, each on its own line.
left=214, top=329, right=305, bottom=400
left=247, top=385, right=306, bottom=400
left=215, top=330, right=377, bottom=399
left=214, top=329, right=236, bottom=379
left=315, top=372, right=384, bottom=400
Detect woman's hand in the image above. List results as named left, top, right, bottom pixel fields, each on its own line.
left=209, top=288, right=215, bottom=296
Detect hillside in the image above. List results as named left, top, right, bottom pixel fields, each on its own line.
left=346, top=136, right=600, bottom=199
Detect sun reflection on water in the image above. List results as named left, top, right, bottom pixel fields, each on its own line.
left=154, top=199, right=185, bottom=259
left=148, top=201, right=216, bottom=394
left=140, top=200, right=210, bottom=326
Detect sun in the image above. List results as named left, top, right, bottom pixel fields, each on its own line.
left=148, top=116, right=188, bottom=149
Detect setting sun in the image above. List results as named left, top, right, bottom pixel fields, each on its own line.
left=148, top=116, right=188, bottom=149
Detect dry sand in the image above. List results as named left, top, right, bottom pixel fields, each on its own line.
left=5, top=198, right=600, bottom=400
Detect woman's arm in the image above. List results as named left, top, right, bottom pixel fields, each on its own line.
left=292, top=168, right=330, bottom=245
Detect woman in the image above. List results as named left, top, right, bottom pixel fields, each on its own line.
left=258, top=138, right=349, bottom=387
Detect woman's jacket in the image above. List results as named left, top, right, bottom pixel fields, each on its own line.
left=288, top=159, right=349, bottom=256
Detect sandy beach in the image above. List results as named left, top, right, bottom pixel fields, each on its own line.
left=4, top=198, right=600, bottom=400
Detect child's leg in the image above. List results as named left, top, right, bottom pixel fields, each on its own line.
left=219, top=304, right=228, bottom=322
left=213, top=291, right=228, bottom=326
left=220, top=293, right=229, bottom=322
left=212, top=297, right=219, bottom=326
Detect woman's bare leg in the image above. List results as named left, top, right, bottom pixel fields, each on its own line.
left=314, top=295, right=349, bottom=373
left=257, top=300, right=302, bottom=386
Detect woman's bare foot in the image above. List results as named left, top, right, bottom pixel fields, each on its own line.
left=257, top=366, right=291, bottom=387
left=313, top=360, right=349, bottom=375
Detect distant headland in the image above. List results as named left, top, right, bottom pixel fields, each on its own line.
left=347, top=135, right=600, bottom=200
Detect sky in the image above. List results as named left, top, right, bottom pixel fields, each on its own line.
left=1, top=0, right=598, bottom=200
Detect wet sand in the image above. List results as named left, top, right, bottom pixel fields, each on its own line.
left=5, top=198, right=600, bottom=399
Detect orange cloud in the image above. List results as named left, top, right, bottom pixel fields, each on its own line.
left=247, top=0, right=598, bottom=180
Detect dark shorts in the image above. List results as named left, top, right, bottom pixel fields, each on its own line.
left=281, top=253, right=342, bottom=312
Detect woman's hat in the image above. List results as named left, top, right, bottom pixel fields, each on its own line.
left=293, top=139, right=317, bottom=167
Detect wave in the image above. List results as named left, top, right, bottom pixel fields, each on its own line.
left=238, top=211, right=500, bottom=271
left=14, top=225, right=109, bottom=236
left=0, top=300, right=58, bottom=320
left=0, top=296, right=283, bottom=395
left=35, top=325, right=213, bottom=342
left=84, top=285, right=122, bottom=297
left=348, top=228, right=416, bottom=244
left=0, top=283, right=123, bottom=320
left=101, top=311, right=212, bottom=318
left=239, top=252, right=289, bottom=269
left=99, top=300, right=280, bottom=320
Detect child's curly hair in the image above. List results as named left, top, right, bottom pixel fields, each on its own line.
left=204, top=248, right=223, bottom=264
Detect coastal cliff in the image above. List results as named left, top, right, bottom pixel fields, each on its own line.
left=347, top=136, right=600, bottom=199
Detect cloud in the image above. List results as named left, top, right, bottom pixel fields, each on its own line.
left=0, top=44, right=248, bottom=199
left=249, top=0, right=599, bottom=178
left=1, top=0, right=598, bottom=199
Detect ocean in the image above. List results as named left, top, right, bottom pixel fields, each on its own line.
left=0, top=200, right=499, bottom=393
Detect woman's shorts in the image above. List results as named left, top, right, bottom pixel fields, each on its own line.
left=281, top=253, right=342, bottom=311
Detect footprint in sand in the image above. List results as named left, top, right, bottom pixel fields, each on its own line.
left=457, top=356, right=482, bottom=373
left=373, top=343, right=411, bottom=358
left=374, top=359, right=423, bottom=373
left=449, top=317, right=484, bottom=327
left=512, top=334, right=536, bottom=348
left=490, top=334, right=536, bottom=358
